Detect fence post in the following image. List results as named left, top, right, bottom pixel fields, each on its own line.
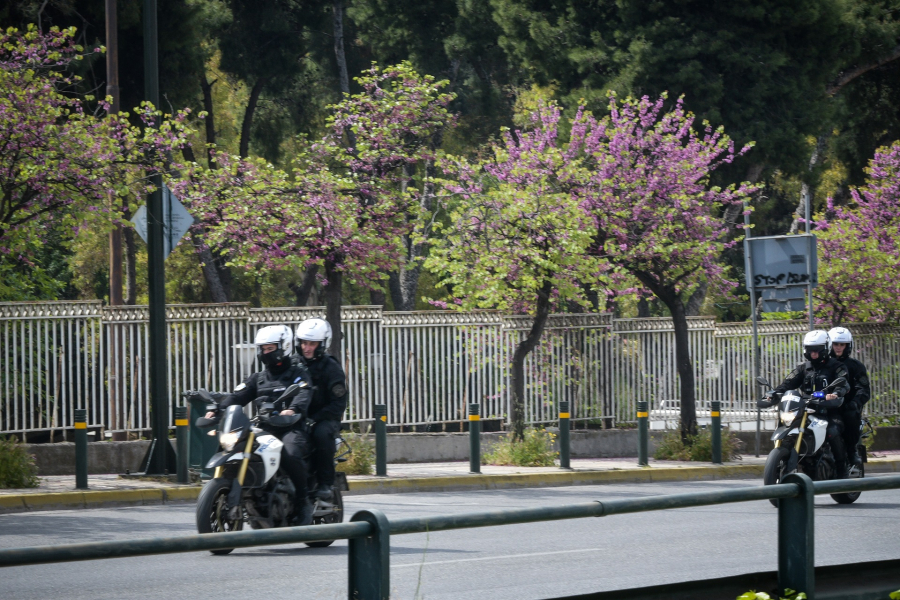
left=711, top=401, right=722, bottom=464
left=559, top=401, right=571, bottom=470
left=74, top=409, right=88, bottom=489
left=778, top=473, right=815, bottom=599
left=637, top=401, right=649, bottom=466
left=175, top=406, right=189, bottom=484
left=374, top=404, right=387, bottom=477
left=348, top=509, right=391, bottom=600
left=469, top=403, right=481, bottom=474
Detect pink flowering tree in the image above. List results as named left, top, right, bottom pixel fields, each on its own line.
left=427, top=103, right=597, bottom=440
left=815, top=142, right=900, bottom=324
left=578, top=93, right=757, bottom=439
left=182, top=63, right=454, bottom=358
left=0, top=26, right=191, bottom=274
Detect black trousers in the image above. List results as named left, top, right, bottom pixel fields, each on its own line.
left=840, top=405, right=863, bottom=456
left=826, top=417, right=846, bottom=465
left=280, top=429, right=310, bottom=502
left=311, top=419, right=340, bottom=487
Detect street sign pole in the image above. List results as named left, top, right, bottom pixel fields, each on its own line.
left=743, top=201, right=761, bottom=458
left=143, top=0, right=169, bottom=475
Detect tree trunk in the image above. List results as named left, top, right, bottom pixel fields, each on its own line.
left=324, top=259, right=343, bottom=359
left=123, top=203, right=137, bottom=305
left=332, top=0, right=357, bottom=148
left=790, top=135, right=828, bottom=234
left=239, top=77, right=267, bottom=159
left=200, top=75, right=218, bottom=168
left=637, top=297, right=650, bottom=318
left=190, top=230, right=229, bottom=303
left=684, top=279, right=708, bottom=316
left=667, top=296, right=698, bottom=442
left=370, top=288, right=386, bottom=306
left=509, top=281, right=553, bottom=441
left=289, top=265, right=319, bottom=306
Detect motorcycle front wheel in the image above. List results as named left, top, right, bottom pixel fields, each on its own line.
left=305, top=487, right=344, bottom=548
left=196, top=477, right=244, bottom=555
left=763, top=446, right=792, bottom=507
left=831, top=447, right=865, bottom=504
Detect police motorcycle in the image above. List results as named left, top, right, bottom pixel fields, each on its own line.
left=191, top=386, right=350, bottom=554
left=755, top=375, right=864, bottom=506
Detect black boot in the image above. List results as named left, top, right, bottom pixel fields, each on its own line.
left=314, top=484, right=333, bottom=502
left=847, top=446, right=862, bottom=468
left=835, top=460, right=849, bottom=479
left=291, top=499, right=314, bottom=526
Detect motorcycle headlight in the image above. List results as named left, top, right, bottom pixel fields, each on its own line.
left=219, top=431, right=240, bottom=451
left=780, top=409, right=798, bottom=426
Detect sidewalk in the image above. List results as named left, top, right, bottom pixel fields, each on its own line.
left=2, top=452, right=899, bottom=514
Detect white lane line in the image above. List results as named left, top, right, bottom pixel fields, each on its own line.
left=391, top=547, right=603, bottom=568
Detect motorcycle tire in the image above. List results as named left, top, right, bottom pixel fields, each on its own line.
left=831, top=450, right=865, bottom=505
left=763, top=446, right=792, bottom=508
left=196, top=477, right=243, bottom=555
left=305, top=487, right=344, bottom=548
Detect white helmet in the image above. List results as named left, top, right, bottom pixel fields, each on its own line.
left=253, top=325, right=293, bottom=369
left=828, top=326, right=853, bottom=357
left=802, top=329, right=830, bottom=365
left=295, top=318, right=332, bottom=360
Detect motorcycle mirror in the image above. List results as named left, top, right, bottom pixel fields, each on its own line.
left=755, top=376, right=771, bottom=387
left=277, top=384, right=300, bottom=401
left=198, top=389, right=214, bottom=402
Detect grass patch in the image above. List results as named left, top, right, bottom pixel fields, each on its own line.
left=484, top=428, right=558, bottom=467
left=336, top=428, right=375, bottom=475
left=654, top=428, right=743, bottom=462
left=0, top=435, right=39, bottom=488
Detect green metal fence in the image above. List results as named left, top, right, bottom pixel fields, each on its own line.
left=1, top=473, right=898, bottom=600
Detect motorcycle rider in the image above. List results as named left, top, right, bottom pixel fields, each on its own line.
left=767, top=330, right=851, bottom=477
left=295, top=318, right=347, bottom=502
left=205, top=325, right=315, bottom=525
left=828, top=326, right=870, bottom=468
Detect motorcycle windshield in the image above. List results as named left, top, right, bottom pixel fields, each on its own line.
left=219, top=405, right=251, bottom=436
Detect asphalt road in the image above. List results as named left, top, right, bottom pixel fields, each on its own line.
left=1, top=478, right=899, bottom=600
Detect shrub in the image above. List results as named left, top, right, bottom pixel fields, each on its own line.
left=737, top=590, right=806, bottom=599
left=336, top=428, right=375, bottom=476
left=0, top=435, right=39, bottom=488
left=484, top=428, right=558, bottom=466
left=654, top=428, right=743, bottom=462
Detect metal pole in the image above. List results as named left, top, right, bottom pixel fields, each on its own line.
left=374, top=404, right=387, bottom=477
left=778, top=473, right=815, bottom=599
left=468, top=403, right=481, bottom=474
left=74, top=409, right=88, bottom=489
left=710, top=400, right=722, bottom=464
left=637, top=400, right=649, bottom=466
left=348, top=509, right=391, bottom=600
left=805, top=191, right=814, bottom=330
left=144, top=0, right=168, bottom=474
left=175, top=406, right=188, bottom=484
left=558, top=400, right=570, bottom=470
left=744, top=201, right=761, bottom=458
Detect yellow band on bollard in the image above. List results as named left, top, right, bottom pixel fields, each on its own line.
left=380, top=415, right=387, bottom=422
left=74, top=422, right=87, bottom=429
left=636, top=411, right=648, bottom=418
left=175, top=419, right=189, bottom=426
left=559, top=412, right=570, bottom=419
left=710, top=411, right=720, bottom=417
left=468, top=414, right=480, bottom=421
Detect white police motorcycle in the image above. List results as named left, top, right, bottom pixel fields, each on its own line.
left=192, top=386, right=349, bottom=554
left=756, top=376, right=864, bottom=506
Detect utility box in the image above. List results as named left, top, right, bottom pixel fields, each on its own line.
left=188, top=395, right=221, bottom=479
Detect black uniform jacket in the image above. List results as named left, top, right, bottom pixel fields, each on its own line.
left=220, top=356, right=313, bottom=416
left=304, top=354, right=347, bottom=423
left=774, top=358, right=850, bottom=412
left=834, top=355, right=870, bottom=410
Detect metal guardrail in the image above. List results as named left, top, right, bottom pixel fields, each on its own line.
left=1, top=473, right=899, bottom=599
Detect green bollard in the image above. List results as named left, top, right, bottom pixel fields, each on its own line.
left=469, top=403, right=481, bottom=474
left=711, top=400, right=722, bottom=464
left=374, top=404, right=387, bottom=477
left=175, top=406, right=189, bottom=483
left=559, top=401, right=571, bottom=470
left=778, top=473, right=815, bottom=598
left=637, top=401, right=649, bottom=467
left=74, top=408, right=88, bottom=489
left=348, top=509, right=391, bottom=599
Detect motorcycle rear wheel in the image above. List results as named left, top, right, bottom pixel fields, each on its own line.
left=763, top=446, right=792, bottom=507
left=831, top=447, right=865, bottom=504
left=305, top=487, right=344, bottom=548
left=196, top=477, right=244, bottom=555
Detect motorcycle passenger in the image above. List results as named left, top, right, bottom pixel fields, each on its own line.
left=295, top=318, right=347, bottom=502
left=828, top=326, right=870, bottom=468
left=206, top=325, right=315, bottom=526
left=767, top=330, right=851, bottom=477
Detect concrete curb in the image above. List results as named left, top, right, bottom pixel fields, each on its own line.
left=1, top=459, right=897, bottom=514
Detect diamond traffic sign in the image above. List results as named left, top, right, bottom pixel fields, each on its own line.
left=131, top=184, right=196, bottom=259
